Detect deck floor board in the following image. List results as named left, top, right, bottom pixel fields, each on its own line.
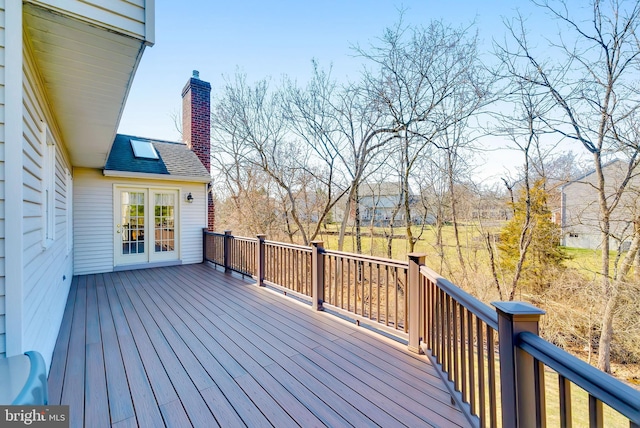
left=49, top=263, right=470, bottom=428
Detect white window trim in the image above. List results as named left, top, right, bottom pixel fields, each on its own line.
left=42, top=122, right=56, bottom=248
left=66, top=169, right=73, bottom=255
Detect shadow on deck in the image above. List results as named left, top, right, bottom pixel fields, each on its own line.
left=48, top=263, right=469, bottom=427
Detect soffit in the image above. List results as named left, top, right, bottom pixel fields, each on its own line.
left=23, top=4, right=145, bottom=168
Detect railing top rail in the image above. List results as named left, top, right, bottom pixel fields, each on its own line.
left=231, top=236, right=258, bottom=243
left=264, top=240, right=313, bottom=253
left=204, top=231, right=225, bottom=237
left=420, top=265, right=498, bottom=330
left=518, top=331, right=640, bottom=423
left=323, top=249, right=409, bottom=269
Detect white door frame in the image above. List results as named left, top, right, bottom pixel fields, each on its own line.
left=113, top=185, right=180, bottom=267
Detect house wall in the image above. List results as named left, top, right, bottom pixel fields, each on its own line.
left=0, top=0, right=6, bottom=359
left=26, top=0, right=152, bottom=42
left=562, top=161, right=640, bottom=249
left=73, top=168, right=207, bottom=275
left=19, top=39, right=74, bottom=367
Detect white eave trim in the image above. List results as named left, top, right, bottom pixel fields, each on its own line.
left=145, top=0, right=156, bottom=46
left=103, top=169, right=211, bottom=183
left=5, top=0, right=24, bottom=357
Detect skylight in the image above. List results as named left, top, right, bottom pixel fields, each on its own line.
left=130, top=139, right=159, bottom=159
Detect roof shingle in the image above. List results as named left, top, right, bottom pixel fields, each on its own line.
left=105, top=134, right=210, bottom=181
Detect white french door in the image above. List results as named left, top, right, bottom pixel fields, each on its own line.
left=115, top=187, right=179, bottom=266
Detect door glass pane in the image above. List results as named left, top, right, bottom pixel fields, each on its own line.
left=154, top=192, right=175, bottom=252
left=121, top=191, right=145, bottom=254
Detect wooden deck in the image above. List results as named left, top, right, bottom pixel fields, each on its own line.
left=48, top=263, right=470, bottom=427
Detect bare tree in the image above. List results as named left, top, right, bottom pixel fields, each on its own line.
left=281, top=63, right=351, bottom=242
left=356, top=17, right=490, bottom=252
left=332, top=83, right=400, bottom=252
left=500, top=0, right=640, bottom=371
left=211, top=73, right=316, bottom=243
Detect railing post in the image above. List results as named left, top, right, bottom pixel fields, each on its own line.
left=311, top=241, right=324, bottom=311
left=223, top=230, right=232, bottom=273
left=256, top=234, right=266, bottom=287
left=202, top=228, right=208, bottom=263
left=408, top=253, right=426, bottom=354
left=493, top=301, right=546, bottom=428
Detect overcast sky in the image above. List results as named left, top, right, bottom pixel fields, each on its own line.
left=117, top=0, right=575, bottom=183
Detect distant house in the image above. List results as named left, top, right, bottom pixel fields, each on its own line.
left=359, top=182, right=427, bottom=226
left=0, top=1, right=215, bottom=371
left=560, top=159, right=640, bottom=249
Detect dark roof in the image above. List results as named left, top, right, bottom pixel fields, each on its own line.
left=105, top=134, right=210, bottom=180
left=560, top=158, right=622, bottom=190
left=360, top=182, right=414, bottom=197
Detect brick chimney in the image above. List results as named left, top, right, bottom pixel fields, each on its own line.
left=182, top=70, right=215, bottom=231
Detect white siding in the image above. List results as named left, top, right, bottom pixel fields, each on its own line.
left=73, top=168, right=113, bottom=275
left=562, top=160, right=640, bottom=249
left=21, top=42, right=73, bottom=367
left=0, top=0, right=6, bottom=359
left=74, top=168, right=206, bottom=275
left=181, top=183, right=207, bottom=264
left=27, top=0, right=149, bottom=42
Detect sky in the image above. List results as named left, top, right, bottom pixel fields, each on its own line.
left=117, top=0, right=572, bottom=184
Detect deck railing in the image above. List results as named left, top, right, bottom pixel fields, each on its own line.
left=323, top=249, right=408, bottom=338
left=415, top=257, right=500, bottom=427
left=203, top=230, right=256, bottom=276
left=203, top=230, right=640, bottom=428
left=263, top=240, right=312, bottom=298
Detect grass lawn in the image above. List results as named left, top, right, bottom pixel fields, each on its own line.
left=317, top=222, right=628, bottom=282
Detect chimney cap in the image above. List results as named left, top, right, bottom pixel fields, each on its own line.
left=193, top=70, right=200, bottom=79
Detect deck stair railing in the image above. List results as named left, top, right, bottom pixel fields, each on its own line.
left=203, top=230, right=640, bottom=428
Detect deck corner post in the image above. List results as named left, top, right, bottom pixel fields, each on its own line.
left=202, top=227, right=209, bottom=263
left=311, top=241, right=324, bottom=311
left=407, top=253, right=426, bottom=354
left=256, top=234, right=266, bottom=286
left=224, top=230, right=232, bottom=273
left=493, top=301, right=546, bottom=428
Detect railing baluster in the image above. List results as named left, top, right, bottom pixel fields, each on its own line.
left=404, top=269, right=408, bottom=332
left=477, top=320, right=486, bottom=428
left=358, top=259, right=362, bottom=316
left=437, top=290, right=445, bottom=364
left=487, top=327, right=497, bottom=428
left=444, top=294, right=451, bottom=380
left=468, top=311, right=476, bottom=416
left=368, top=262, right=373, bottom=319
left=436, top=289, right=442, bottom=365
left=461, top=306, right=467, bottom=401
left=328, top=255, right=333, bottom=305
left=534, top=358, right=546, bottom=428
left=347, top=258, right=352, bottom=312
left=376, top=264, right=381, bottom=322
left=559, top=375, right=572, bottom=428
left=589, top=395, right=603, bottom=428
left=385, top=266, right=389, bottom=327
left=453, top=300, right=460, bottom=391
left=394, top=267, right=399, bottom=330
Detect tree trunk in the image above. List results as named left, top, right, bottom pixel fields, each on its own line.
left=598, top=218, right=640, bottom=372
left=597, top=288, right=616, bottom=373
left=595, top=152, right=613, bottom=371
left=448, top=153, right=466, bottom=281
left=435, top=213, right=444, bottom=273
left=338, top=188, right=355, bottom=251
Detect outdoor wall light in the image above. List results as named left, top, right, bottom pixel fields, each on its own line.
left=186, top=192, right=194, bottom=203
